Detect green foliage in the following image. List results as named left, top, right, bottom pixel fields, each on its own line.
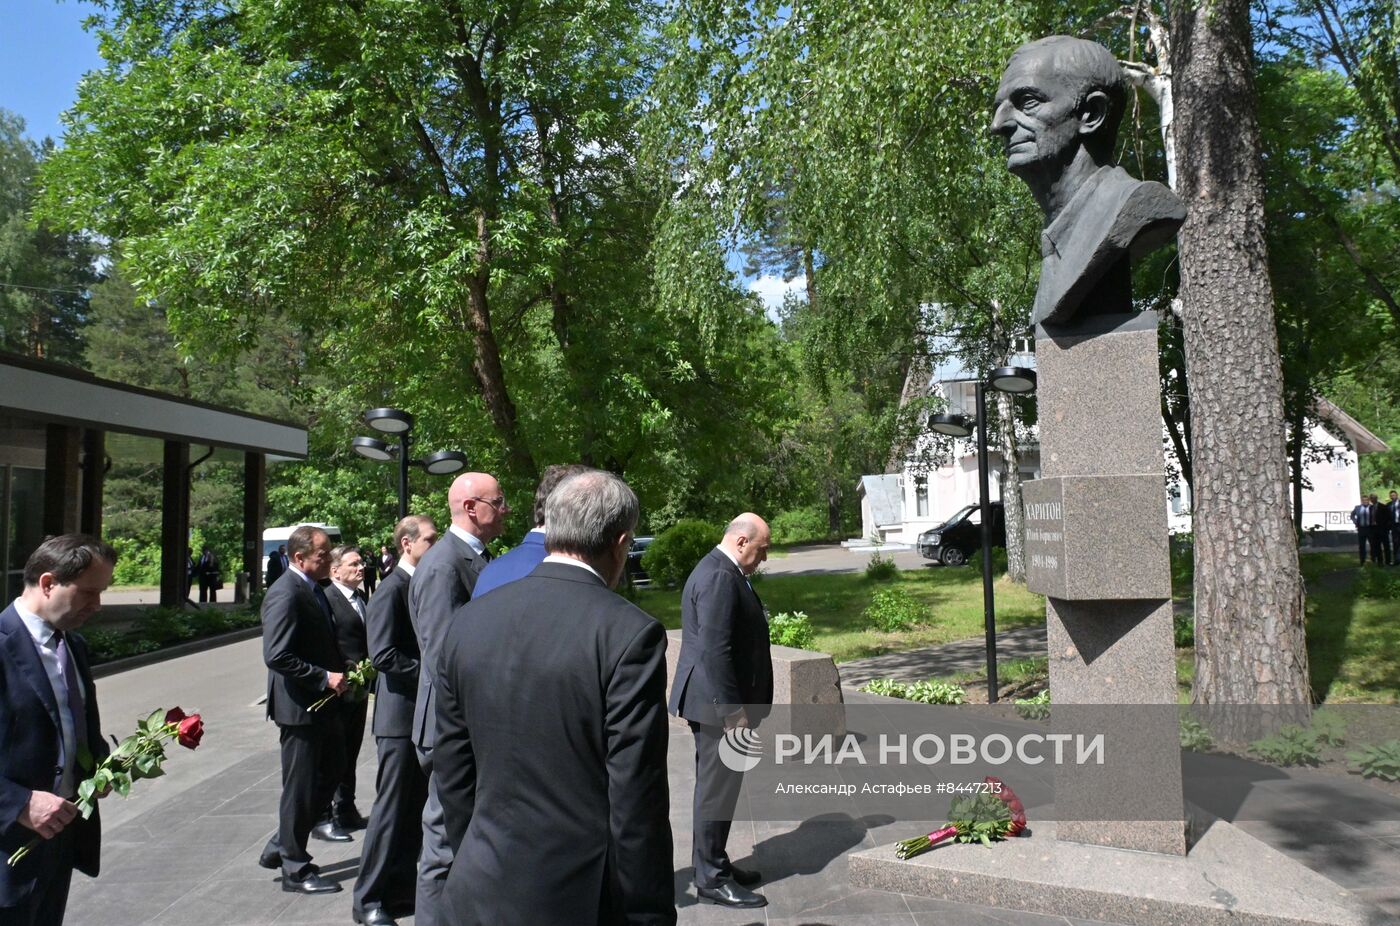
left=860, top=678, right=909, bottom=698
left=862, top=586, right=926, bottom=633
left=1347, top=741, right=1400, bottom=782
left=84, top=606, right=259, bottom=664
left=768, top=611, right=815, bottom=649
left=770, top=507, right=830, bottom=545
left=109, top=537, right=164, bottom=586
left=999, top=657, right=1048, bottom=685
left=1310, top=709, right=1347, bottom=747
left=1173, top=612, right=1195, bottom=648
left=865, top=551, right=899, bottom=582
left=1179, top=716, right=1215, bottom=752
left=1249, top=725, right=1323, bottom=767
left=641, top=520, right=720, bottom=587
left=905, top=680, right=967, bottom=705
left=1014, top=689, right=1051, bottom=721
left=947, top=793, right=1015, bottom=846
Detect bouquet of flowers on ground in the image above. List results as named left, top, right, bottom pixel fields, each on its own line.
left=895, top=776, right=1028, bottom=859
left=309, top=657, right=377, bottom=712
left=7, top=706, right=204, bottom=867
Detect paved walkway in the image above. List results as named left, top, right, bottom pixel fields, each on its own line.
left=63, top=632, right=1400, bottom=925
left=837, top=625, right=1049, bottom=689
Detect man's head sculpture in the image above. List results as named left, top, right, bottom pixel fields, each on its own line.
left=992, top=36, right=1184, bottom=327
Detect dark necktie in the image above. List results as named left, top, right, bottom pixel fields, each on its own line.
left=53, top=632, right=89, bottom=788
left=312, top=583, right=336, bottom=635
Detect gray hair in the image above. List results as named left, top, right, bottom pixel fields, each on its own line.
left=329, top=544, right=361, bottom=567
left=545, top=470, right=639, bottom=559
left=724, top=515, right=763, bottom=539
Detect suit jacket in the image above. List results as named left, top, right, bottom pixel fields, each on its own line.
left=261, top=570, right=348, bottom=726
left=367, top=567, right=418, bottom=738
left=473, top=530, right=547, bottom=598
left=1352, top=504, right=1377, bottom=529
left=327, top=584, right=370, bottom=664
left=1034, top=164, right=1186, bottom=326
left=0, top=604, right=108, bottom=905
left=434, top=562, right=674, bottom=926
left=1376, top=503, right=1394, bottom=529
left=408, top=530, right=487, bottom=748
left=267, top=552, right=286, bottom=585
left=668, top=548, right=773, bottom=727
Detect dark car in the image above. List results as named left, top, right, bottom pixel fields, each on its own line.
left=916, top=503, right=1006, bottom=566
left=626, top=536, right=654, bottom=584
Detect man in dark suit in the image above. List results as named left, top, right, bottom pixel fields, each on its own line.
left=258, top=525, right=350, bottom=895
left=0, top=535, right=115, bottom=926
left=362, top=546, right=378, bottom=596
left=1373, top=494, right=1394, bottom=567
left=353, top=515, right=438, bottom=926
left=325, top=545, right=371, bottom=834
left=196, top=545, right=220, bottom=603
left=474, top=463, right=588, bottom=598
left=267, top=545, right=288, bottom=587
left=1351, top=493, right=1378, bottom=565
left=408, top=471, right=506, bottom=926
left=436, top=469, right=674, bottom=925
left=1389, top=491, right=1400, bottom=566
left=669, top=514, right=773, bottom=909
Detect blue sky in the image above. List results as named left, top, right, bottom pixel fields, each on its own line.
left=3, top=0, right=103, bottom=144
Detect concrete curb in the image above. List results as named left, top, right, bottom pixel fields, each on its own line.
left=90, top=625, right=263, bottom=678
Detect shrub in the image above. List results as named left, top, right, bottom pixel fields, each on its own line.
left=1347, top=741, right=1400, bottom=781
left=109, top=537, right=163, bottom=586
left=860, top=678, right=908, bottom=699
left=1014, top=689, right=1051, bottom=721
left=1173, top=612, right=1194, bottom=648
left=769, top=611, right=815, bottom=649
left=1179, top=716, right=1214, bottom=752
left=863, top=587, right=925, bottom=632
left=1000, top=657, right=1048, bottom=685
left=770, top=507, right=829, bottom=545
left=641, top=520, right=720, bottom=587
left=1310, top=709, right=1346, bottom=747
left=865, top=552, right=899, bottom=581
left=905, top=680, right=966, bottom=705
left=1249, top=725, right=1322, bottom=766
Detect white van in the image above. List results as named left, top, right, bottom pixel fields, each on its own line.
left=262, top=523, right=343, bottom=562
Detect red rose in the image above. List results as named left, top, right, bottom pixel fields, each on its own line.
left=177, top=714, right=204, bottom=750
left=164, top=707, right=187, bottom=725
left=984, top=776, right=1028, bottom=836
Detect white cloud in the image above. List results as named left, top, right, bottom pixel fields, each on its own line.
left=747, top=273, right=806, bottom=322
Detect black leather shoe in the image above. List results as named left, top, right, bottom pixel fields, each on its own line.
left=335, top=806, right=369, bottom=830
left=282, top=870, right=342, bottom=894
left=257, top=849, right=281, bottom=870
left=311, top=821, right=353, bottom=842
left=697, top=881, right=767, bottom=908
left=729, top=866, right=762, bottom=886
left=353, top=905, right=396, bottom=925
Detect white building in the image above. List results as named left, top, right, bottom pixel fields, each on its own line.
left=858, top=347, right=1387, bottom=544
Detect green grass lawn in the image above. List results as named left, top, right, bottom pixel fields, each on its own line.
left=629, top=565, right=1045, bottom=663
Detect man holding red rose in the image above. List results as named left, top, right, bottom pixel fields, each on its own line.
left=0, top=534, right=116, bottom=926
left=258, top=525, right=351, bottom=895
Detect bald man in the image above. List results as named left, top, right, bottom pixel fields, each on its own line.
left=408, top=472, right=508, bottom=926
left=669, top=514, right=774, bottom=908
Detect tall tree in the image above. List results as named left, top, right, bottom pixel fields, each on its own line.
left=1170, top=0, right=1309, bottom=712
left=0, top=111, right=96, bottom=364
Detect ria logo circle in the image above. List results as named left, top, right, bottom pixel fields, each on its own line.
left=719, top=727, right=763, bottom=772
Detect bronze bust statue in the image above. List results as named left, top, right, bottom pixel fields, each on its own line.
left=991, top=36, right=1185, bottom=326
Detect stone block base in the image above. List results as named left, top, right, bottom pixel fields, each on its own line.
left=849, top=815, right=1373, bottom=925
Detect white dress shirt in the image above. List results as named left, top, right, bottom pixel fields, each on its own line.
left=449, top=524, right=487, bottom=557
left=14, top=601, right=85, bottom=796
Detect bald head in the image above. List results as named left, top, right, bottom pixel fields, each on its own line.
left=446, top=471, right=508, bottom=541
left=721, top=512, right=771, bottom=575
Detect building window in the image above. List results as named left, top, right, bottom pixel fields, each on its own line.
left=915, top=476, right=929, bottom=517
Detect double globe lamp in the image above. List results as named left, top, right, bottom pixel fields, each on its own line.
left=351, top=408, right=467, bottom=519
left=926, top=366, right=1037, bottom=703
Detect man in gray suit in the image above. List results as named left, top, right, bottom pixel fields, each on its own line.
left=352, top=515, right=438, bottom=926
left=408, top=473, right=506, bottom=926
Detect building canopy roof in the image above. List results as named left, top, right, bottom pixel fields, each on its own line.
left=0, top=352, right=307, bottom=458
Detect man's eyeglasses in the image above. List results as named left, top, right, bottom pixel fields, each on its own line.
left=469, top=496, right=509, bottom=511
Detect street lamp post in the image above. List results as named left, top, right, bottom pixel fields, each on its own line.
left=352, top=407, right=468, bottom=519
left=927, top=366, right=1037, bottom=703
